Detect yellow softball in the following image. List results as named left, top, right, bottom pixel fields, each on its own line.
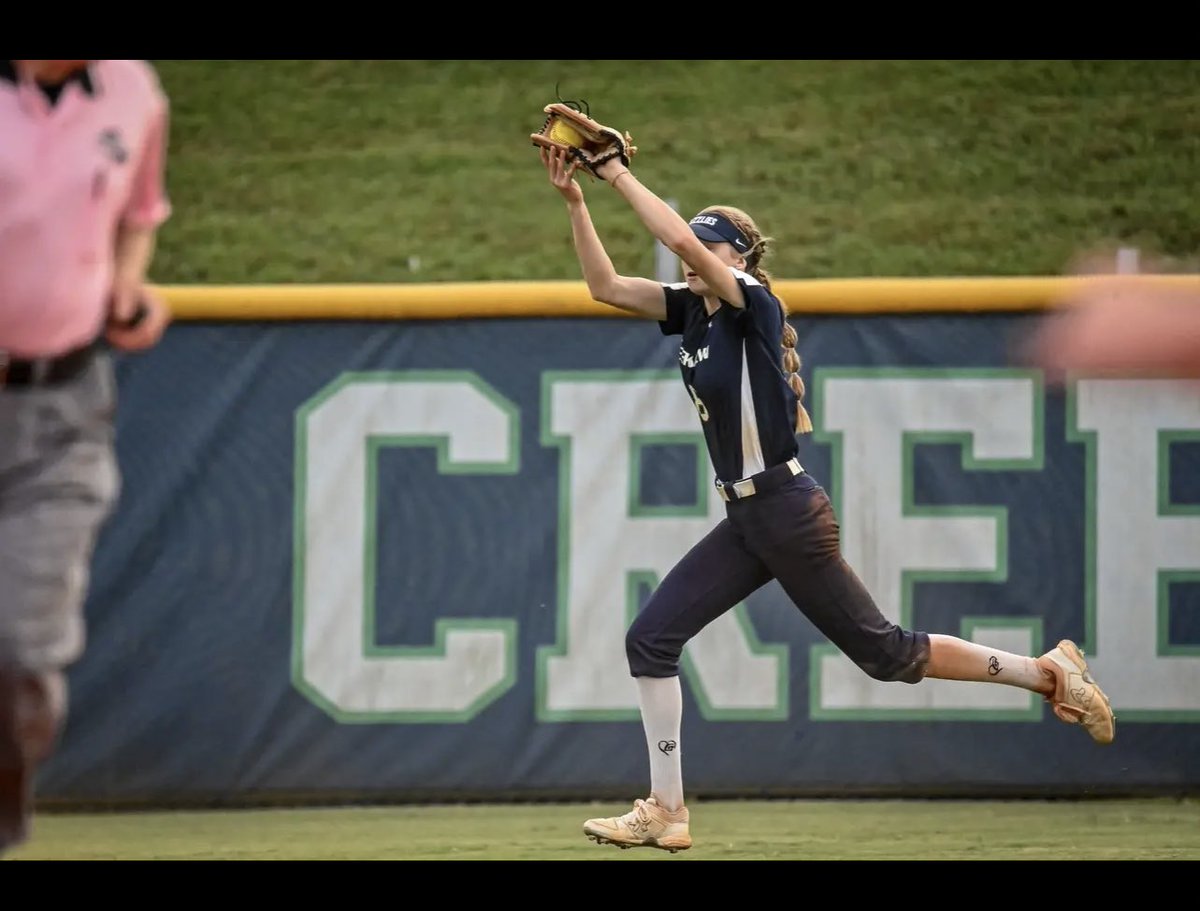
left=549, top=119, right=586, bottom=147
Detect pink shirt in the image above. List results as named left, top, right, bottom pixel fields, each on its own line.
left=0, top=60, right=171, bottom=358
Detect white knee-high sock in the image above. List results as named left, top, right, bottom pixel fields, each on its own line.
left=636, top=675, right=684, bottom=811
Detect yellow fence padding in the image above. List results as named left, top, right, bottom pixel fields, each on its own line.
left=157, top=276, right=1200, bottom=321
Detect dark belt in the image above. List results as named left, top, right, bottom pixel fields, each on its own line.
left=0, top=343, right=98, bottom=390
left=715, top=457, right=803, bottom=502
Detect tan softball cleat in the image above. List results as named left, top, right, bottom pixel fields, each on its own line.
left=1038, top=639, right=1115, bottom=745
left=583, top=796, right=692, bottom=853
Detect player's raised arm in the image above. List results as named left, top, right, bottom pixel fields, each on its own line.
left=597, top=161, right=746, bottom=311
left=538, top=147, right=667, bottom=320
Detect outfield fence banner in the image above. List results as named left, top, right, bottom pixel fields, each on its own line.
left=38, top=297, right=1200, bottom=804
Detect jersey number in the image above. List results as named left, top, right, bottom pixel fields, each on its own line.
left=688, top=385, right=710, bottom=422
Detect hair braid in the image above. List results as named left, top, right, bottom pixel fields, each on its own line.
left=700, top=205, right=813, bottom=434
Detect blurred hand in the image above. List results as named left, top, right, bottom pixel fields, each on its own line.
left=105, top=284, right=171, bottom=352
left=108, top=279, right=144, bottom=325
left=541, top=147, right=583, bottom=204
left=1022, top=262, right=1200, bottom=384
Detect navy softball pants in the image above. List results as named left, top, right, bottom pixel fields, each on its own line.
left=626, top=470, right=931, bottom=683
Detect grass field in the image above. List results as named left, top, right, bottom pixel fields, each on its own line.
left=6, top=798, right=1199, bottom=860
left=150, top=60, right=1200, bottom=287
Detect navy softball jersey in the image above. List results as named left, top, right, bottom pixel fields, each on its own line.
left=659, top=269, right=800, bottom=482
left=624, top=266, right=932, bottom=685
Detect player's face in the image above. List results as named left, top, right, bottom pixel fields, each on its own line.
left=685, top=241, right=747, bottom=295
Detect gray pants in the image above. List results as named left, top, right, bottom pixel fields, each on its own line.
left=0, top=352, right=119, bottom=851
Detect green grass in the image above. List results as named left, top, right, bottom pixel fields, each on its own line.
left=6, top=799, right=1199, bottom=860
left=149, top=60, right=1200, bottom=286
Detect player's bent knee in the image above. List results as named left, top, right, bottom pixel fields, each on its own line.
left=625, top=624, right=681, bottom=678
left=852, top=630, right=931, bottom=685
left=844, top=628, right=926, bottom=686
left=859, top=657, right=926, bottom=684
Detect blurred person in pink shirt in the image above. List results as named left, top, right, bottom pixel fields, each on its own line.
left=0, top=59, right=173, bottom=854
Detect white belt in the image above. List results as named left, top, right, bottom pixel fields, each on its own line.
left=715, top=457, right=802, bottom=502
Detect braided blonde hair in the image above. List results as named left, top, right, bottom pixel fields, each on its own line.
left=699, top=205, right=814, bottom=434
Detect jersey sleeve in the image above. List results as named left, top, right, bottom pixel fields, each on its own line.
left=658, top=283, right=693, bottom=337
left=736, top=277, right=784, bottom=339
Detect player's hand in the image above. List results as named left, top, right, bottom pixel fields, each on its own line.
left=105, top=284, right=172, bottom=352
left=1021, top=249, right=1200, bottom=383
left=541, top=147, right=583, bottom=204
left=594, top=158, right=628, bottom=185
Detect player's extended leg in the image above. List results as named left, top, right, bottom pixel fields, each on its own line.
left=743, top=475, right=1114, bottom=744
left=583, top=517, right=773, bottom=853
left=737, top=475, right=930, bottom=683
left=926, top=635, right=1114, bottom=744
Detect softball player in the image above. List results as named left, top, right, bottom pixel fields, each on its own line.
left=539, top=147, right=1115, bottom=853
left=0, top=59, right=173, bottom=854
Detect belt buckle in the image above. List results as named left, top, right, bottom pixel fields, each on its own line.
left=716, top=477, right=757, bottom=502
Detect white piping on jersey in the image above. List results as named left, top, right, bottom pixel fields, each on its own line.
left=736, top=267, right=766, bottom=475
left=730, top=267, right=762, bottom=287
left=739, top=344, right=765, bottom=477
left=662, top=269, right=761, bottom=293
